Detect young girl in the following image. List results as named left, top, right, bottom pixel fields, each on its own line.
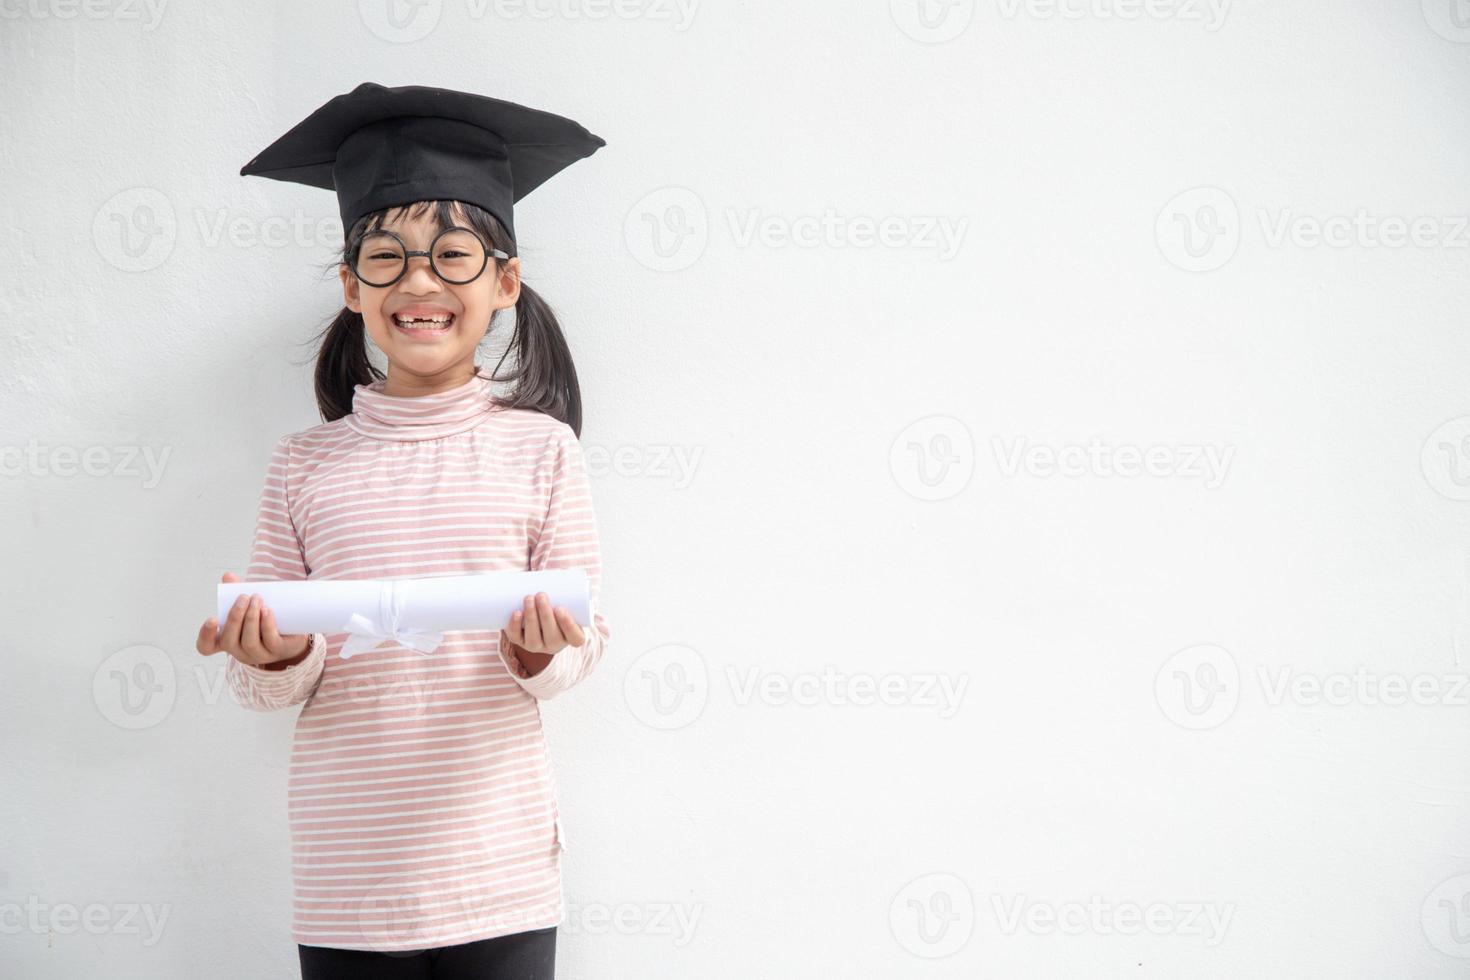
left=193, top=84, right=610, bottom=980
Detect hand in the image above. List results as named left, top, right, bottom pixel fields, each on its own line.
left=502, top=591, right=585, bottom=660
left=196, top=571, right=311, bottom=668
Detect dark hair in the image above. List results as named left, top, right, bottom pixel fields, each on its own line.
left=304, top=199, right=583, bottom=436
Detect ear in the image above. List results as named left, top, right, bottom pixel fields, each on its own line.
left=338, top=262, right=362, bottom=314
left=494, top=256, right=521, bottom=312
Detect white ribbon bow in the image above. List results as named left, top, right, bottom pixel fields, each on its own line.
left=338, top=581, right=446, bottom=660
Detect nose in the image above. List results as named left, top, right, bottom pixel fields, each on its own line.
left=399, top=254, right=442, bottom=294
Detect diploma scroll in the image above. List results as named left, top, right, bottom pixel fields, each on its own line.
left=217, top=570, right=590, bottom=659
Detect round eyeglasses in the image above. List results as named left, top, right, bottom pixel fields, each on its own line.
left=350, top=226, right=511, bottom=288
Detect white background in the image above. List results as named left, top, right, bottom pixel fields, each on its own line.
left=3, top=0, right=1470, bottom=977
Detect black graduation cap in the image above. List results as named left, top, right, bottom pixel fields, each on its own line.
left=240, top=82, right=605, bottom=251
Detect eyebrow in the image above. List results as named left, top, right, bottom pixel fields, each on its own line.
left=366, top=226, right=458, bottom=247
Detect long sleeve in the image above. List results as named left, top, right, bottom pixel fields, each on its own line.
left=498, top=423, right=611, bottom=700
left=226, top=434, right=327, bottom=712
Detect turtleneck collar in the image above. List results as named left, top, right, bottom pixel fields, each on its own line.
left=346, top=365, right=504, bottom=441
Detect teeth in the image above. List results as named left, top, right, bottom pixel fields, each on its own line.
left=394, top=314, right=452, bottom=326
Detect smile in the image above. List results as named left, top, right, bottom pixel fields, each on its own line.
left=392, top=313, right=456, bottom=336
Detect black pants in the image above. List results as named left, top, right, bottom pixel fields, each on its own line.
left=298, top=926, right=556, bottom=980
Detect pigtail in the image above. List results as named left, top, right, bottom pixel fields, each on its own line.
left=490, top=284, right=584, bottom=438
left=312, top=307, right=383, bottom=423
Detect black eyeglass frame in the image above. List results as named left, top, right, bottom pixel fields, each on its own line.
left=348, top=225, right=512, bottom=287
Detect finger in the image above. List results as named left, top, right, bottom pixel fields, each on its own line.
left=553, top=607, right=585, bottom=647
left=521, top=594, right=543, bottom=650
left=535, top=593, right=561, bottom=647
left=240, top=594, right=266, bottom=664
left=260, top=605, right=283, bottom=654
left=221, top=571, right=239, bottom=583
left=196, top=618, right=220, bottom=655
left=504, top=611, right=523, bottom=645
left=220, top=593, right=249, bottom=654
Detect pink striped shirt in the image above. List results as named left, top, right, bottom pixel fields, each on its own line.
left=226, top=365, right=610, bottom=952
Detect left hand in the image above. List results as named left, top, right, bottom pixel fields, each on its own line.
left=503, top=591, right=586, bottom=656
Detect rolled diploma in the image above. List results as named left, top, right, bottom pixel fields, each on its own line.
left=216, top=570, right=590, bottom=648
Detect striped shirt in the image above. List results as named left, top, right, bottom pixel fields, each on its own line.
left=226, top=365, right=610, bottom=952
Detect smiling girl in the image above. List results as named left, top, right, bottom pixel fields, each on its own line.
left=193, top=84, right=610, bottom=980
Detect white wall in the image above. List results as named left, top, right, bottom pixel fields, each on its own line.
left=4, top=1, right=1470, bottom=977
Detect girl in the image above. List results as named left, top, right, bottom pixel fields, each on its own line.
left=193, top=84, right=610, bottom=980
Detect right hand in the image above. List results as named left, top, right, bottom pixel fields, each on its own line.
left=196, top=571, right=311, bottom=668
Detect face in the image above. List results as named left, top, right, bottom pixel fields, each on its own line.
left=339, top=203, right=519, bottom=392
